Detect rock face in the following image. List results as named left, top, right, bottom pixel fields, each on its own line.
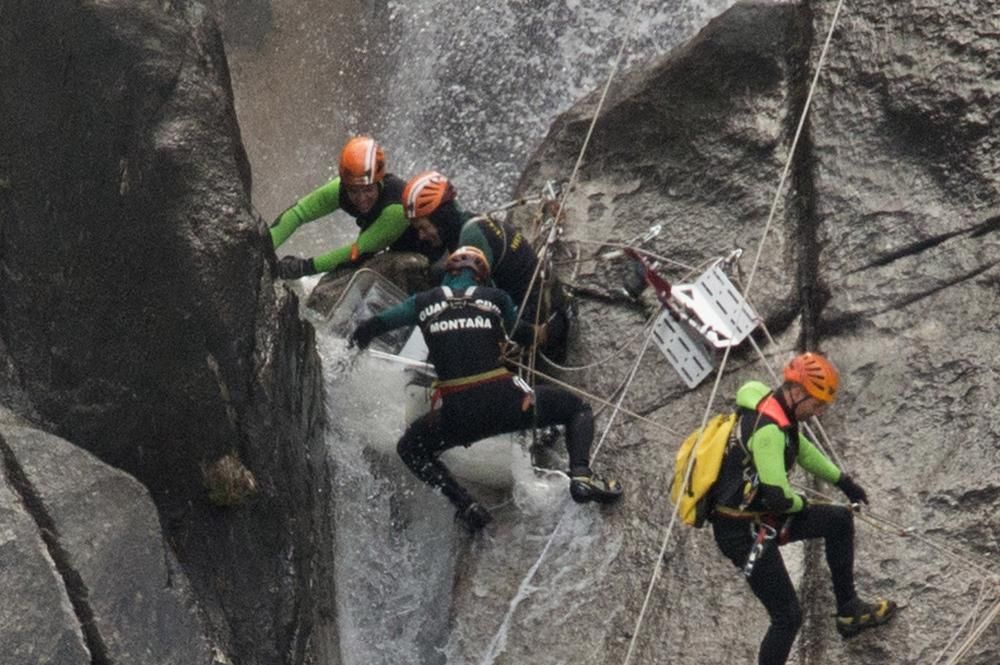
left=0, top=422, right=213, bottom=665
left=0, top=2, right=334, bottom=664
left=2, top=1, right=998, bottom=665
left=450, top=2, right=999, bottom=665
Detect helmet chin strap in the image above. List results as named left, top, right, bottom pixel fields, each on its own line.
left=784, top=385, right=811, bottom=416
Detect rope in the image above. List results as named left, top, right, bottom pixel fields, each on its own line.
left=591, top=326, right=655, bottom=460
left=930, top=579, right=992, bottom=665
left=618, top=0, right=850, bottom=659
left=538, top=310, right=655, bottom=373
left=798, top=486, right=1000, bottom=581
left=855, top=511, right=1000, bottom=582
left=505, top=359, right=680, bottom=440
left=621, top=345, right=734, bottom=665
left=564, top=238, right=699, bottom=273
left=478, top=316, right=656, bottom=664
left=550, top=0, right=645, bottom=238
left=790, top=489, right=1000, bottom=665
left=940, top=596, right=1000, bottom=665
left=741, top=0, right=848, bottom=296
left=507, top=0, right=645, bottom=338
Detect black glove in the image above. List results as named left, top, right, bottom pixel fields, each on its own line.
left=349, top=317, right=386, bottom=350
left=277, top=256, right=315, bottom=280
left=836, top=474, right=869, bottom=505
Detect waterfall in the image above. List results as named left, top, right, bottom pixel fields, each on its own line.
left=315, top=328, right=581, bottom=664
left=224, top=0, right=739, bottom=257
left=221, top=1, right=743, bottom=661
left=319, top=332, right=457, bottom=665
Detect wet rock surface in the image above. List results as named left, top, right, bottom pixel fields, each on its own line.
left=1, top=1, right=997, bottom=664
left=0, top=2, right=334, bottom=663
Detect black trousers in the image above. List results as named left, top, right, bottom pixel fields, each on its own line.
left=711, top=504, right=857, bottom=665
left=397, top=379, right=593, bottom=510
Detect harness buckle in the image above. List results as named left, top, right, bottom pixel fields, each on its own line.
left=742, top=521, right=777, bottom=578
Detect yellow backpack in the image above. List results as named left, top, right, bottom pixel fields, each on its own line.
left=670, top=412, right=739, bottom=527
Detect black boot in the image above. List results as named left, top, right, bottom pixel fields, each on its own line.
left=569, top=472, right=624, bottom=504
left=456, top=502, right=492, bottom=533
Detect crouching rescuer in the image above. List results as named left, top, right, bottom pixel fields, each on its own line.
left=709, top=352, right=896, bottom=664
left=350, top=246, right=622, bottom=532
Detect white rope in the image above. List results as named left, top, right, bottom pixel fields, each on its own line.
left=508, top=358, right=682, bottom=439
left=941, top=595, right=1000, bottom=665
left=591, top=326, right=655, bottom=460
left=621, top=345, right=734, bottom=665
left=552, top=0, right=645, bottom=236
left=539, top=306, right=654, bottom=372
left=564, top=238, right=700, bottom=273
left=797, top=486, right=1000, bottom=582
left=618, top=0, right=851, bottom=658
left=478, top=323, right=656, bottom=665
left=741, top=0, right=848, bottom=296
left=930, top=579, right=991, bottom=665
left=479, top=0, right=865, bottom=661
left=508, top=0, right=645, bottom=336
left=856, top=513, right=1000, bottom=583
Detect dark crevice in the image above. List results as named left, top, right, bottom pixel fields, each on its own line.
left=849, top=212, right=1000, bottom=274
left=968, top=212, right=1000, bottom=238
left=787, top=2, right=822, bottom=352
left=870, top=261, right=998, bottom=313
left=816, top=311, right=872, bottom=338
left=787, top=4, right=829, bottom=661
left=0, top=433, right=112, bottom=665
left=849, top=227, right=970, bottom=273
left=821, top=262, right=1000, bottom=336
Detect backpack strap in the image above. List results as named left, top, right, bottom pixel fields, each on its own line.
left=728, top=413, right=751, bottom=462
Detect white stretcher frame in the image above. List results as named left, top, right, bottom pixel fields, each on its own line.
left=649, top=257, right=761, bottom=388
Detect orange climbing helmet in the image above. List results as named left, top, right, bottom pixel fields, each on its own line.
left=339, top=136, right=386, bottom=186
left=402, top=171, right=456, bottom=220
left=444, top=246, right=490, bottom=283
left=784, top=352, right=839, bottom=403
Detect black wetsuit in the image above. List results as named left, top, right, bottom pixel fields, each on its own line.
left=458, top=215, right=571, bottom=361
left=709, top=382, right=856, bottom=665
left=374, top=271, right=593, bottom=511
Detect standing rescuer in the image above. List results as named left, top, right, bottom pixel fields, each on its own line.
left=349, top=246, right=622, bottom=532
left=269, top=136, right=434, bottom=279
left=709, top=352, right=897, bottom=664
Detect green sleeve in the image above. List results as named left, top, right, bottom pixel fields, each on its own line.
left=311, top=204, right=409, bottom=273
left=796, top=433, right=842, bottom=484
left=375, top=295, right=419, bottom=330
left=458, top=221, right=495, bottom=266
left=270, top=178, right=343, bottom=248
left=749, top=424, right=805, bottom=512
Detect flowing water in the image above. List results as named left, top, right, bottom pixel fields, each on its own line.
left=216, top=1, right=742, bottom=662
left=221, top=0, right=740, bottom=256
